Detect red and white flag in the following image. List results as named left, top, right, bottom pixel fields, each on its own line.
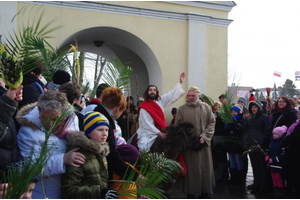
left=274, top=70, right=281, bottom=77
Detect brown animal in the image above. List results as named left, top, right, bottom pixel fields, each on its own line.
left=150, top=122, right=195, bottom=160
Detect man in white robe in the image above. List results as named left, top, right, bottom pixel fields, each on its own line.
left=136, top=72, right=186, bottom=152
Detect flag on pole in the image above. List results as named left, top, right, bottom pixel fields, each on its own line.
left=295, top=71, right=300, bottom=81
left=274, top=70, right=281, bottom=77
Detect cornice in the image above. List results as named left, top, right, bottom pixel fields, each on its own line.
left=166, top=1, right=236, bottom=12
left=24, top=1, right=233, bottom=27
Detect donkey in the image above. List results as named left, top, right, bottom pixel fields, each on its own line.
left=150, top=122, right=196, bottom=160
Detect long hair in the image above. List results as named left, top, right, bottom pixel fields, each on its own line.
left=143, top=85, right=161, bottom=101
left=101, top=87, right=127, bottom=111
left=275, top=95, right=291, bottom=110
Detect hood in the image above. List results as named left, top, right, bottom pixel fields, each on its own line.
left=248, top=100, right=263, bottom=116
left=66, top=131, right=109, bottom=156
left=16, top=103, right=41, bottom=131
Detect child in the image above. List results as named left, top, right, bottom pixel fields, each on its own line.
left=225, top=105, right=247, bottom=185
left=265, top=125, right=286, bottom=198
left=61, top=111, right=119, bottom=199
left=1, top=161, right=39, bottom=199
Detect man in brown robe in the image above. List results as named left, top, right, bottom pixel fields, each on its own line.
left=175, top=86, right=216, bottom=199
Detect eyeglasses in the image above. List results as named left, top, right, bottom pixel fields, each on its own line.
left=278, top=101, right=286, bottom=103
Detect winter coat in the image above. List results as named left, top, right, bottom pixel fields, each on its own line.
left=272, top=107, right=297, bottom=130
left=18, top=74, right=44, bottom=109
left=93, top=104, right=139, bottom=184
left=224, top=115, right=247, bottom=154
left=283, top=122, right=300, bottom=183
left=243, top=100, right=272, bottom=150
left=266, top=138, right=285, bottom=173
left=0, top=94, right=21, bottom=180
left=175, top=100, right=216, bottom=195
left=16, top=103, right=79, bottom=199
left=61, top=131, right=110, bottom=199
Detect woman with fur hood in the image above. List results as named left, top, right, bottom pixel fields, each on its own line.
left=61, top=111, right=119, bottom=199
left=243, top=100, right=272, bottom=194
left=16, top=90, right=85, bottom=199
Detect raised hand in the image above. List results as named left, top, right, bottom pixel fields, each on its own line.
left=179, top=72, right=186, bottom=84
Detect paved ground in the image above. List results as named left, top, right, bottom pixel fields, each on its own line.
left=168, top=156, right=274, bottom=199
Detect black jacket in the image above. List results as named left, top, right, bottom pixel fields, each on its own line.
left=0, top=94, right=21, bottom=180
left=266, top=138, right=285, bottom=172
left=243, top=100, right=272, bottom=150
left=272, top=108, right=297, bottom=129
left=93, top=104, right=139, bottom=185
left=18, top=74, right=45, bottom=109
left=283, top=122, right=300, bottom=182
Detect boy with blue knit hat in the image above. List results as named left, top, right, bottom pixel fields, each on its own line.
left=224, top=105, right=247, bottom=185
left=62, top=111, right=119, bottom=199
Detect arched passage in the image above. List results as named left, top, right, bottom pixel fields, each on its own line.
left=58, top=27, right=162, bottom=102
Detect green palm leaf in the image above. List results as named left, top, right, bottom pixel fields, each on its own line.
left=0, top=6, right=61, bottom=89
left=102, top=58, right=133, bottom=91
left=113, top=150, right=183, bottom=199
left=217, top=91, right=233, bottom=124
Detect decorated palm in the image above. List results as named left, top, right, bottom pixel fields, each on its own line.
left=0, top=7, right=61, bottom=89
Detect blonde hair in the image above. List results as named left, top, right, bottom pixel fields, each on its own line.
left=185, top=86, right=201, bottom=101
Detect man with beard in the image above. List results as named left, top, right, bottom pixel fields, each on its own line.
left=175, top=86, right=216, bottom=199
left=136, top=72, right=186, bottom=152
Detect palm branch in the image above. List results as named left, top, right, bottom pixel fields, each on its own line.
left=112, top=150, right=183, bottom=199
left=102, top=58, right=133, bottom=91
left=0, top=6, right=61, bottom=89
left=201, top=93, right=214, bottom=107
left=217, top=91, right=233, bottom=124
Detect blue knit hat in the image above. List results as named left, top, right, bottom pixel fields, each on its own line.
left=230, top=105, right=242, bottom=115
left=4, top=161, right=39, bottom=183
left=84, top=111, right=110, bottom=136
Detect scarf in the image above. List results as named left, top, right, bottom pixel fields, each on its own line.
left=138, top=99, right=167, bottom=131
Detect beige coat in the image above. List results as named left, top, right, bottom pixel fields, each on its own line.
left=175, top=100, right=216, bottom=196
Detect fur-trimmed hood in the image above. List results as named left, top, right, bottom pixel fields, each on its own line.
left=66, top=131, right=109, bottom=156
left=248, top=100, right=263, bottom=116
left=16, top=102, right=41, bottom=131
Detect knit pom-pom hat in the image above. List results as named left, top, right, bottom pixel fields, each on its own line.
left=84, top=111, right=110, bottom=136
left=230, top=105, right=242, bottom=115
left=273, top=125, right=287, bottom=139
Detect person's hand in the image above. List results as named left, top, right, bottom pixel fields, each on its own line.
left=63, top=147, right=86, bottom=167
left=200, top=137, right=205, bottom=144
left=0, top=183, right=11, bottom=198
left=6, top=85, right=23, bottom=102
left=179, top=72, right=186, bottom=84
left=84, top=92, right=90, bottom=99
left=158, top=132, right=167, bottom=139
left=268, top=158, right=273, bottom=164
left=100, top=188, right=119, bottom=199
left=265, top=155, right=269, bottom=162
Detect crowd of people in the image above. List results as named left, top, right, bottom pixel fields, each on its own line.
left=212, top=93, right=300, bottom=199
left=0, top=63, right=300, bottom=199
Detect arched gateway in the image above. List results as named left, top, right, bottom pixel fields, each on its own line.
left=0, top=1, right=235, bottom=121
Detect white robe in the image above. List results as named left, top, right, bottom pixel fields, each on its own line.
left=137, top=82, right=185, bottom=151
